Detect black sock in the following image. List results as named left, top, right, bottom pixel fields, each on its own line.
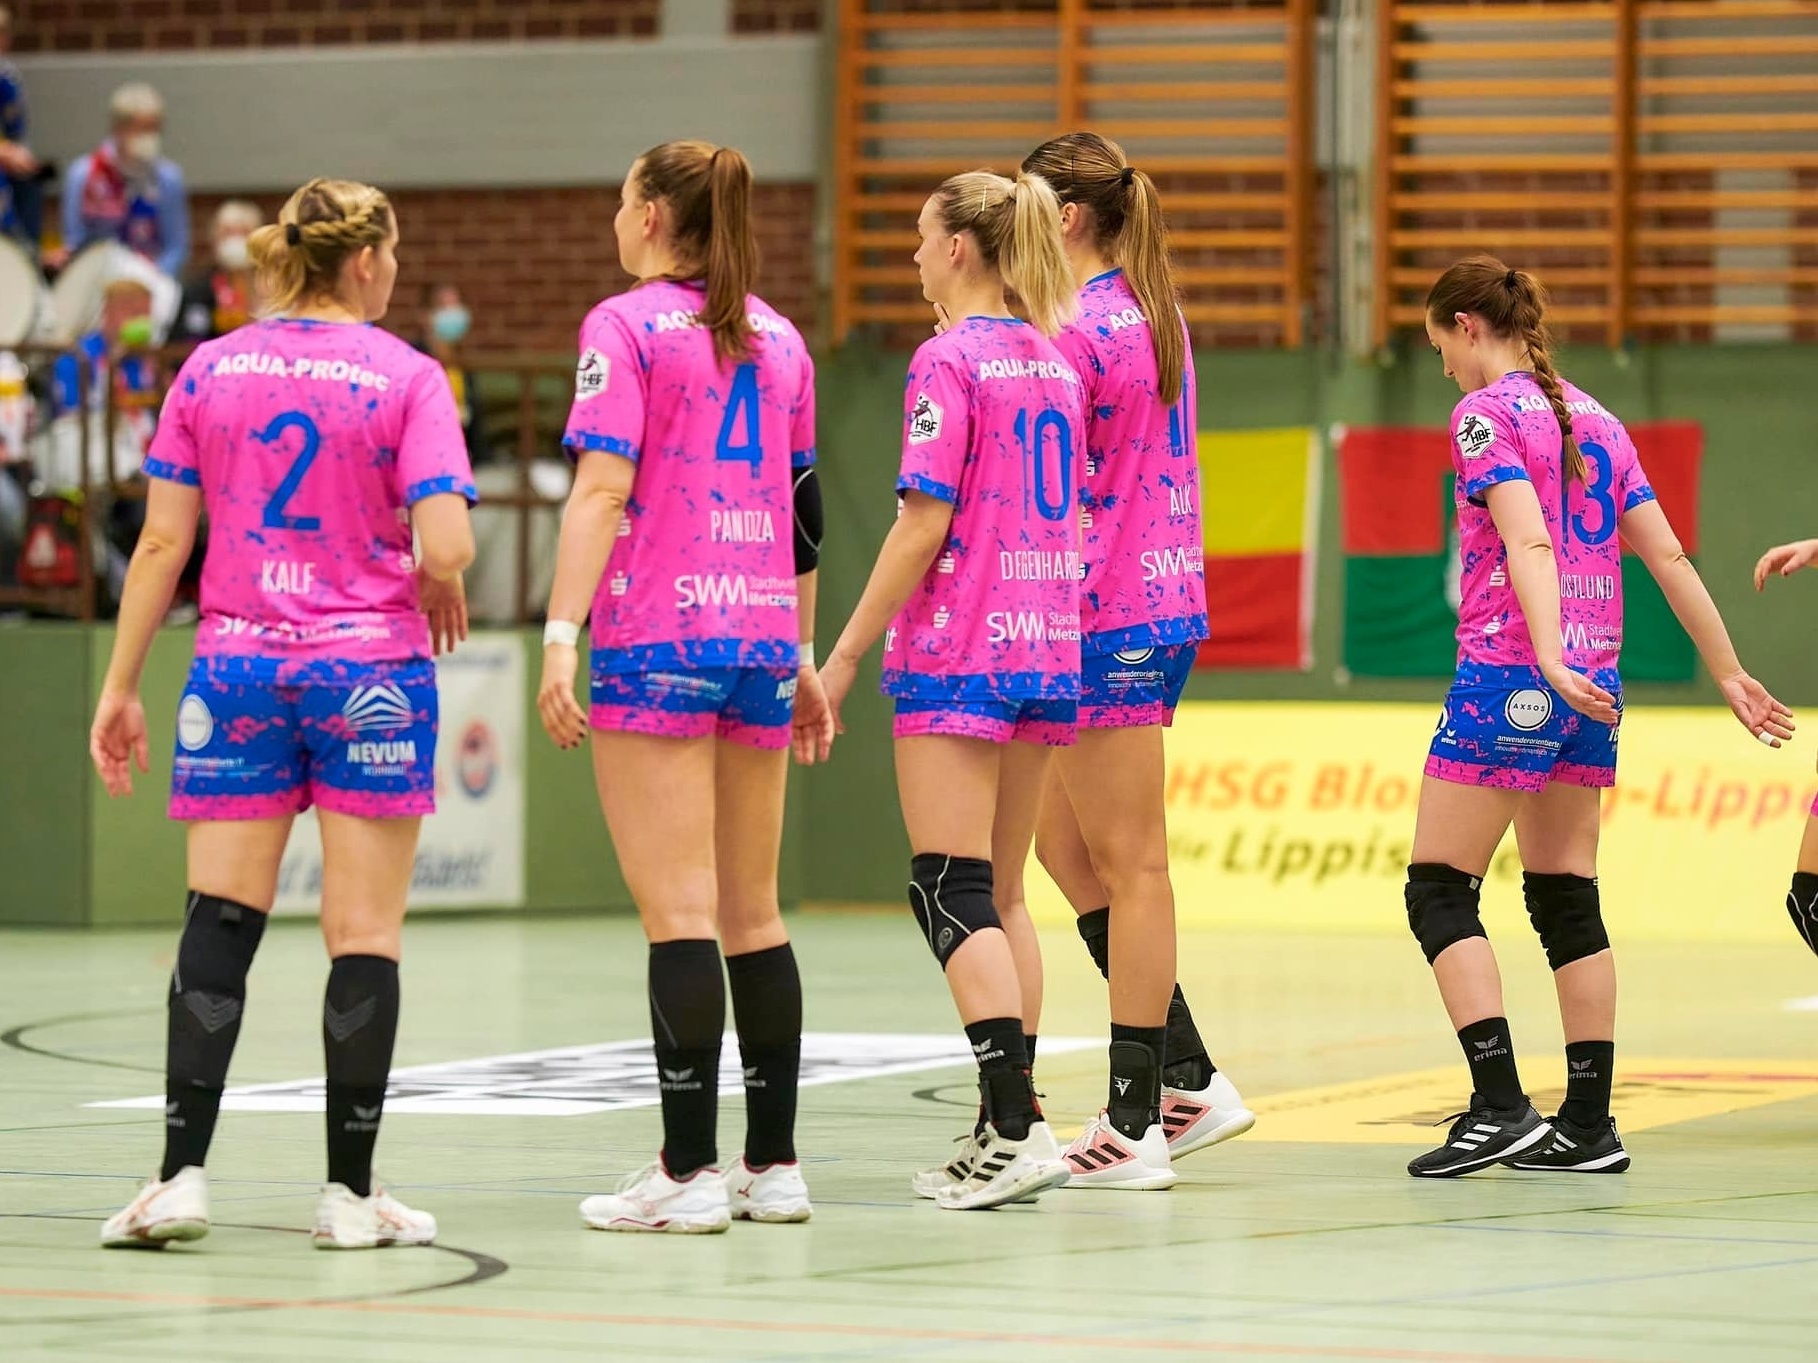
left=725, top=943, right=801, bottom=1169
left=1025, top=1032, right=1038, bottom=1072
left=1107, top=1023, right=1164, bottom=1139
left=162, top=892, right=266, bottom=1181
left=967, top=1019, right=1036, bottom=1140
left=650, top=939, right=724, bottom=1179
left=1079, top=907, right=1216, bottom=1089
left=323, top=955, right=400, bottom=1199
left=1559, top=1040, right=1615, bottom=1127
left=1789, top=873, right=1818, bottom=957
left=1457, top=1017, right=1524, bottom=1110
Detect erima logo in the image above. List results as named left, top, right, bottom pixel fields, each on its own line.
left=342, top=683, right=412, bottom=734
left=661, top=1068, right=693, bottom=1083
left=1570, top=1059, right=1597, bottom=1073
left=352, top=1104, right=382, bottom=1121
left=1473, top=1036, right=1502, bottom=1051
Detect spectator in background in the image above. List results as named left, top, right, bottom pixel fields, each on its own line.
left=417, top=281, right=491, bottom=462
left=173, top=200, right=262, bottom=342
left=61, top=82, right=189, bottom=279
left=0, top=5, right=46, bottom=252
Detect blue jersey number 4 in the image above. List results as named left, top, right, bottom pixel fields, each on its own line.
left=256, top=411, right=322, bottom=531
left=715, top=363, right=762, bottom=477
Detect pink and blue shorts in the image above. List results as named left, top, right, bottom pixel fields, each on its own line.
left=1426, top=662, right=1621, bottom=794
left=892, top=696, right=1078, bottom=747
left=170, top=655, right=438, bottom=821
left=1079, top=642, right=1196, bottom=730
left=590, top=662, right=795, bottom=750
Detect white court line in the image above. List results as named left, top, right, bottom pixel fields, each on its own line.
left=88, top=1032, right=1101, bottom=1117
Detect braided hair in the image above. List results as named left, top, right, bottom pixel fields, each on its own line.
left=247, top=178, right=395, bottom=317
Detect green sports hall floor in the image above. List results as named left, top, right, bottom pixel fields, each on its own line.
left=4, top=910, right=1816, bottom=1362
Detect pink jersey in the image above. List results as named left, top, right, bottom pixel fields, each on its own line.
left=563, top=281, right=813, bottom=671
left=882, top=317, right=1085, bottom=701
left=1051, top=269, right=1207, bottom=655
left=1451, top=372, right=1655, bottom=675
left=146, top=319, right=476, bottom=663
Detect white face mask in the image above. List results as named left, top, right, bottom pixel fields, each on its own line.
left=216, top=235, right=250, bottom=271
left=124, top=132, right=162, bottom=165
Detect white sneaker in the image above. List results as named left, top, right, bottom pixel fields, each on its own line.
left=1162, top=1072, right=1256, bottom=1158
left=100, top=1167, right=209, bottom=1248
left=580, top=1162, right=731, bottom=1234
left=727, top=1158, right=813, bottom=1223
left=935, top=1121, right=1070, bottom=1211
left=911, top=1129, right=985, bottom=1200
left=313, top=1182, right=437, bottom=1250
left=1062, top=1111, right=1179, bottom=1190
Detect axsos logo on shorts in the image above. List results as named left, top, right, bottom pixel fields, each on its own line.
left=177, top=694, right=214, bottom=752
left=1114, top=647, right=1155, bottom=666
left=1504, top=688, right=1554, bottom=732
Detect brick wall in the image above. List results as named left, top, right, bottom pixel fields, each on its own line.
left=732, top=0, right=822, bottom=31
left=11, top=0, right=661, bottom=53
left=189, top=184, right=821, bottom=355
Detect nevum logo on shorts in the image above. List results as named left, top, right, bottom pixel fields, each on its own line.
left=1505, top=689, right=1553, bottom=732
left=343, top=683, right=416, bottom=765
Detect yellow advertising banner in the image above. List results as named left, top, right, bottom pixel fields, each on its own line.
left=1025, top=701, right=1817, bottom=943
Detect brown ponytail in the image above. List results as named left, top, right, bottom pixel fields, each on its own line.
left=1426, top=254, right=1585, bottom=483
left=930, top=169, right=1077, bottom=337
left=1022, top=132, right=1184, bottom=405
left=247, top=177, right=394, bottom=317
left=635, top=140, right=759, bottom=365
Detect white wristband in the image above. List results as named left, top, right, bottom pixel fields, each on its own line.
left=543, top=619, right=580, bottom=649
left=799, top=642, right=814, bottom=669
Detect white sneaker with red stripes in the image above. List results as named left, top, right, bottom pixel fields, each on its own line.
left=580, top=1162, right=731, bottom=1234
left=100, top=1166, right=210, bottom=1248
left=1062, top=1111, right=1179, bottom=1190
left=313, top=1181, right=438, bottom=1249
left=1161, top=1072, right=1256, bottom=1158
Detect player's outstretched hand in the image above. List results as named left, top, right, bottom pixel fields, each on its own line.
left=817, top=652, right=858, bottom=739
left=1717, top=670, right=1795, bottom=748
left=1753, top=539, right=1818, bottom=591
left=1540, top=660, right=1621, bottom=726
left=791, top=665, right=836, bottom=766
left=536, top=643, right=589, bottom=751
left=90, top=688, right=149, bottom=798
left=419, top=569, right=468, bottom=656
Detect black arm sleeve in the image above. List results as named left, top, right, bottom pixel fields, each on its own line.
left=793, top=464, right=823, bottom=574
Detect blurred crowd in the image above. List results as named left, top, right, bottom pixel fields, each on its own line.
left=0, top=3, right=499, bottom=616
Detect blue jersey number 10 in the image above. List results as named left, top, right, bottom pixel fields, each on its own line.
left=715, top=362, right=762, bottom=477
left=256, top=410, right=322, bottom=531
left=1013, top=407, right=1075, bottom=522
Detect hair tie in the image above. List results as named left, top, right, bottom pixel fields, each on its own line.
left=1119, top=166, right=1136, bottom=188
left=1504, top=268, right=1519, bottom=288
left=285, top=223, right=301, bottom=247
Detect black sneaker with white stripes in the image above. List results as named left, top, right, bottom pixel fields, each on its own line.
left=1406, top=1096, right=1551, bottom=1178
left=1503, top=1115, right=1630, bottom=1173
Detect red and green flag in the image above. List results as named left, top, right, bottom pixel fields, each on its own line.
left=1337, top=422, right=1702, bottom=681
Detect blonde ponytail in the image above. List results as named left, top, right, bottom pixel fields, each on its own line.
left=249, top=177, right=394, bottom=317
left=929, top=169, right=1077, bottom=337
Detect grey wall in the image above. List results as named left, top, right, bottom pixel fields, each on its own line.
left=17, top=34, right=824, bottom=192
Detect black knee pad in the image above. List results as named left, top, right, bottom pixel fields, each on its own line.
left=169, top=891, right=267, bottom=1086
left=908, top=853, right=998, bottom=969
left=1788, top=872, right=1818, bottom=957
left=1405, top=864, right=1486, bottom=965
left=1523, top=871, right=1610, bottom=971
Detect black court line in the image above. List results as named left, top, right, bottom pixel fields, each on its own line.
left=909, top=1082, right=979, bottom=1110
left=0, top=1212, right=508, bottom=1329
left=1, top=1007, right=165, bottom=1076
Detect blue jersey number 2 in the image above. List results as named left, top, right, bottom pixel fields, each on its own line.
left=715, top=363, right=762, bottom=477
left=256, top=411, right=322, bottom=531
